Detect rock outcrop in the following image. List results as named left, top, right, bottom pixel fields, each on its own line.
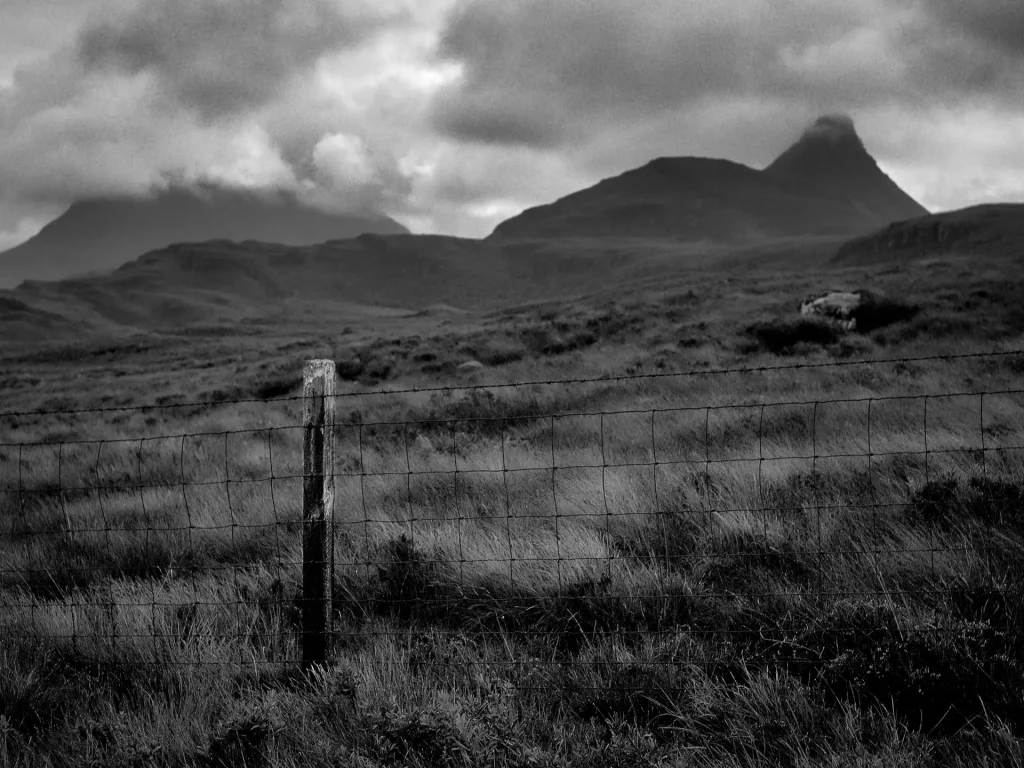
left=835, top=204, right=1024, bottom=265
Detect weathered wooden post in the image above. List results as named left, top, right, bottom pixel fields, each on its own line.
left=302, top=359, right=336, bottom=670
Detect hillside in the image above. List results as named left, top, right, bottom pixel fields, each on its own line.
left=490, top=114, right=927, bottom=241
left=835, top=203, right=1024, bottom=265
left=0, top=113, right=988, bottom=344
left=0, top=186, right=409, bottom=288
left=0, top=230, right=856, bottom=342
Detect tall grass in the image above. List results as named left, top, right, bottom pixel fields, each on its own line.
left=3, top=250, right=1024, bottom=763
left=3, top=364, right=1024, bottom=766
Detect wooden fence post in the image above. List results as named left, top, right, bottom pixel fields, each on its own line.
left=302, top=359, right=336, bottom=669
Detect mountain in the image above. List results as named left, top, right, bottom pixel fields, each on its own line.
left=0, top=186, right=409, bottom=287
left=765, top=114, right=928, bottom=224
left=489, top=114, right=927, bottom=241
left=835, top=203, right=1024, bottom=265
left=0, top=233, right=782, bottom=340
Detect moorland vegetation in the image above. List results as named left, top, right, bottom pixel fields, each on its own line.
left=1, top=247, right=1023, bottom=766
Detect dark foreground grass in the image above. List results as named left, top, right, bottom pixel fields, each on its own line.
left=3, top=452, right=1024, bottom=766
left=4, top=382, right=1024, bottom=766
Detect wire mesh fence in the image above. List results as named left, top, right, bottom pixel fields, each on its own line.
left=1, top=424, right=309, bottom=669
left=2, top=352, right=1023, bottom=698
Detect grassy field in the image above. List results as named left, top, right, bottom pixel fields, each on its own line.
left=1, top=251, right=1023, bottom=766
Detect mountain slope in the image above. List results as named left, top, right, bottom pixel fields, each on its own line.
left=490, top=114, right=927, bottom=241
left=835, top=204, right=1024, bottom=265
left=2, top=231, right=816, bottom=340
left=0, top=186, right=409, bottom=287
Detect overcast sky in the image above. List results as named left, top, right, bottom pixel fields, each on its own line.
left=2, top=0, right=1023, bottom=250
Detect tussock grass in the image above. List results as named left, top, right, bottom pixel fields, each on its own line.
left=3, top=255, right=1024, bottom=765
left=5, top=390, right=1023, bottom=764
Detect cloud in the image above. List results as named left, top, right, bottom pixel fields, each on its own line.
left=415, top=0, right=1024, bottom=224
left=308, top=131, right=412, bottom=212
left=927, top=0, right=1024, bottom=58
left=0, top=60, right=299, bottom=204
left=431, top=85, right=572, bottom=148
left=0, top=201, right=64, bottom=252
left=390, top=140, right=587, bottom=236
left=430, top=0, right=1024, bottom=152
left=0, top=63, right=171, bottom=202
left=798, top=114, right=862, bottom=145
left=2, top=0, right=1024, bottom=253
left=0, top=0, right=115, bottom=85
left=429, top=0, right=888, bottom=147
left=197, top=123, right=301, bottom=190
left=860, top=104, right=1024, bottom=213
left=314, top=133, right=376, bottom=189
left=77, top=0, right=407, bottom=120
left=0, top=0, right=452, bottom=233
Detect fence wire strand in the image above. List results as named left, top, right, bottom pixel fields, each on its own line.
left=1, top=347, right=1021, bottom=419
left=1, top=352, right=1023, bottom=695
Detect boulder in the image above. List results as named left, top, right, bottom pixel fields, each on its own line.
left=800, top=289, right=919, bottom=334
left=799, top=290, right=875, bottom=331
left=457, top=360, right=485, bottom=373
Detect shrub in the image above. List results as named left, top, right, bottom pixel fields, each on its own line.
left=907, top=475, right=1024, bottom=532
left=458, top=337, right=528, bottom=366
left=373, top=535, right=457, bottom=622
left=876, top=312, right=975, bottom=345
left=850, top=293, right=919, bottom=332
left=374, top=708, right=472, bottom=768
left=745, top=317, right=841, bottom=354
left=207, top=711, right=282, bottom=767
left=362, top=355, right=395, bottom=383
left=567, top=661, right=687, bottom=726
left=967, top=477, right=1024, bottom=530
left=335, top=356, right=365, bottom=381
left=815, top=617, right=1024, bottom=735
left=907, top=477, right=962, bottom=529
left=519, top=325, right=598, bottom=356
left=698, top=532, right=813, bottom=591
left=251, top=376, right=297, bottom=399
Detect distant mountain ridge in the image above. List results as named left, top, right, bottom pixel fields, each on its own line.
left=2, top=233, right=819, bottom=341
left=0, top=186, right=408, bottom=287
left=490, top=114, right=928, bottom=241
left=835, top=204, right=1024, bottom=265
left=0, top=112, right=976, bottom=344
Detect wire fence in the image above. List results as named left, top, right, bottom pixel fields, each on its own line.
left=2, top=352, right=1023, bottom=690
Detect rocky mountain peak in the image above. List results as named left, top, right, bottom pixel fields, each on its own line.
left=765, top=113, right=874, bottom=178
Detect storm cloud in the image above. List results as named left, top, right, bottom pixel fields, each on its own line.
left=431, top=0, right=880, bottom=146
left=1, top=0, right=1023, bottom=248
left=0, top=0, right=440, bottom=243
left=77, top=0, right=407, bottom=120
left=430, top=0, right=1024, bottom=149
left=928, top=0, right=1024, bottom=58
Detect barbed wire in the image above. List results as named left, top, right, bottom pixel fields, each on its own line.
left=4, top=383, right=1020, bottom=453
left=1, top=347, right=1020, bottom=419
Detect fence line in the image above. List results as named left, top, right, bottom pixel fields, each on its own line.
left=5, top=384, right=1024, bottom=449
left=1, top=353, right=1022, bottom=684
left=1, top=346, right=1021, bottom=419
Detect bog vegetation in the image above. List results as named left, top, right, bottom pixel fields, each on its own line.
left=1, top=252, right=1023, bottom=766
